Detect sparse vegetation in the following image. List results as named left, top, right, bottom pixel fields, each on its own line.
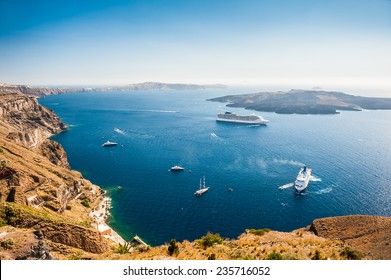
left=267, top=252, right=284, bottom=260
left=136, top=245, right=149, bottom=253
left=68, top=251, right=84, bottom=260
left=197, top=233, right=223, bottom=249
left=340, top=246, right=363, bottom=260
left=167, top=239, right=179, bottom=256
left=81, top=199, right=90, bottom=208
left=311, top=250, right=324, bottom=260
left=0, top=238, right=14, bottom=249
left=208, top=253, right=216, bottom=260
left=116, top=242, right=132, bottom=254
left=249, top=228, right=271, bottom=236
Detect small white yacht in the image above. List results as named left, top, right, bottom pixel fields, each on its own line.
left=102, top=141, right=118, bottom=147
left=170, top=165, right=184, bottom=171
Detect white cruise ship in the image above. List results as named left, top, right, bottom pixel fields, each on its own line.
left=294, top=166, right=312, bottom=192
left=217, top=112, right=269, bottom=125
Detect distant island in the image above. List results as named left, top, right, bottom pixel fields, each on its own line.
left=104, top=82, right=227, bottom=91
left=208, top=89, right=391, bottom=114
left=0, top=82, right=227, bottom=98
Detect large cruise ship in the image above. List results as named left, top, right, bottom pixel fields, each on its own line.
left=294, top=166, right=312, bottom=192
left=217, top=111, right=269, bottom=125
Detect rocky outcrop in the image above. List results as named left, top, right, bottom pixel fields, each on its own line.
left=309, top=215, right=391, bottom=259
left=0, top=92, right=67, bottom=148
left=0, top=90, right=112, bottom=256
left=35, top=140, right=70, bottom=169
left=0, top=83, right=87, bottom=97
left=36, top=222, right=110, bottom=254
left=0, top=202, right=110, bottom=254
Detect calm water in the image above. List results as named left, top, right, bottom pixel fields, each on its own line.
left=39, top=90, right=391, bottom=246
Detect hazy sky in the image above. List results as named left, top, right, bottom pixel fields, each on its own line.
left=0, top=0, right=390, bottom=91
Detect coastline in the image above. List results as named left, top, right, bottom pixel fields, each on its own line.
left=89, top=192, right=126, bottom=245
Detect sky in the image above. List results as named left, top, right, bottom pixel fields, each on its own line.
left=0, top=0, right=390, bottom=93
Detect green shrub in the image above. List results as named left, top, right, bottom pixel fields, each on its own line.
left=208, top=253, right=216, bottom=260
left=0, top=238, right=14, bottom=249
left=68, top=251, right=83, bottom=260
left=117, top=242, right=132, bottom=254
left=198, top=233, right=223, bottom=249
left=311, top=250, right=324, bottom=260
left=267, top=252, right=284, bottom=260
left=137, top=245, right=149, bottom=252
left=340, top=246, right=362, bottom=260
left=167, top=239, right=179, bottom=256
left=81, top=199, right=90, bottom=208
left=249, top=228, right=271, bottom=236
left=66, top=205, right=72, bottom=210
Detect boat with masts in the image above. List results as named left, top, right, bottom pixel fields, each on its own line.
left=195, top=176, right=209, bottom=196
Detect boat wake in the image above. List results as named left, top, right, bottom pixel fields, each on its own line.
left=272, top=159, right=304, bottom=167
left=314, top=187, right=332, bottom=194
left=210, top=132, right=219, bottom=138
left=114, top=128, right=126, bottom=135
left=310, top=175, right=322, bottom=182
left=278, top=182, right=294, bottom=190
left=131, top=109, right=178, bottom=113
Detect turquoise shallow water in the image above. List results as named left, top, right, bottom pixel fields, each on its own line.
left=39, top=90, right=391, bottom=246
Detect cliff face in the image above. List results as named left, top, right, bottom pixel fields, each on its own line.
left=0, top=90, right=111, bottom=258
left=0, top=92, right=67, bottom=148
left=0, top=83, right=86, bottom=98
left=310, top=215, right=391, bottom=260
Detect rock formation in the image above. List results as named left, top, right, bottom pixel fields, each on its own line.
left=0, top=89, right=111, bottom=257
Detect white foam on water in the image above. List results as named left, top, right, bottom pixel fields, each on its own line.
left=140, top=109, right=178, bottom=113
left=272, top=159, right=304, bottom=167
left=114, top=127, right=126, bottom=135
left=315, top=187, right=332, bottom=194
left=278, top=182, right=294, bottom=189
left=310, top=175, right=322, bottom=182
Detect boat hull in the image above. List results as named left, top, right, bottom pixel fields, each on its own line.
left=195, top=187, right=209, bottom=196
left=216, top=118, right=268, bottom=125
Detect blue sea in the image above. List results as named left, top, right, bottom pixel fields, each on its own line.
left=39, top=89, right=391, bottom=246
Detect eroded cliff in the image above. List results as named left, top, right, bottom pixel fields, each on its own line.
left=0, top=90, right=111, bottom=259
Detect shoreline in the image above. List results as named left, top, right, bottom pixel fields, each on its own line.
left=89, top=192, right=126, bottom=245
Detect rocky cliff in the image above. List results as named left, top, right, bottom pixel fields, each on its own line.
left=0, top=83, right=87, bottom=97
left=0, top=89, right=112, bottom=259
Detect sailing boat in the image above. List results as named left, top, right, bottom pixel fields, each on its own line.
left=195, top=176, right=209, bottom=196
